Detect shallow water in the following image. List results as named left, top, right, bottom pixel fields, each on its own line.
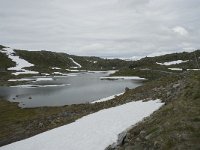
left=0, top=72, right=143, bottom=108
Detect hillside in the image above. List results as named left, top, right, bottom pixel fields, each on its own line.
left=0, top=46, right=15, bottom=70
left=112, top=50, right=200, bottom=80
left=107, top=72, right=200, bottom=149
left=130, top=50, right=200, bottom=69
left=0, top=45, right=132, bottom=85
left=0, top=45, right=131, bottom=72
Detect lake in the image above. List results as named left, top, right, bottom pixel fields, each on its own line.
left=0, top=71, right=143, bottom=108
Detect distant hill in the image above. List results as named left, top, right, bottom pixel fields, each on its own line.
left=112, top=50, right=200, bottom=80
left=129, top=50, right=200, bottom=69
left=0, top=45, right=132, bottom=73
left=0, top=44, right=199, bottom=79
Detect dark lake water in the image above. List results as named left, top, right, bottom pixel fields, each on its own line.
left=0, top=72, right=143, bottom=108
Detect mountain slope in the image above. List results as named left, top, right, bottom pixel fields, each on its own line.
left=0, top=46, right=16, bottom=69
left=112, top=50, right=200, bottom=80
left=0, top=45, right=131, bottom=73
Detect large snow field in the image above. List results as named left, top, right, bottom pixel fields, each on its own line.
left=1, top=47, right=38, bottom=75
left=1, top=99, right=163, bottom=150
left=156, top=60, right=188, bottom=66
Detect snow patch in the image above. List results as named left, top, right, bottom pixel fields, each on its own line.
left=156, top=60, right=188, bottom=66
left=91, top=93, right=124, bottom=103
left=41, top=73, right=50, bottom=76
left=187, top=69, right=200, bottom=71
left=67, top=73, right=78, bottom=77
left=69, top=57, right=82, bottom=68
left=66, top=69, right=80, bottom=72
left=1, top=99, right=163, bottom=150
left=53, top=72, right=63, bottom=75
left=100, top=76, right=146, bottom=80
left=2, top=47, right=39, bottom=75
left=12, top=71, right=39, bottom=76
left=168, top=68, right=182, bottom=71
left=10, top=84, right=70, bottom=88
left=36, top=78, right=53, bottom=81
left=52, top=67, right=61, bottom=70
left=8, top=78, right=35, bottom=82
left=66, top=69, right=87, bottom=72
left=88, top=70, right=117, bottom=74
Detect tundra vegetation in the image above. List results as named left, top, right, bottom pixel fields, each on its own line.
left=0, top=45, right=199, bottom=149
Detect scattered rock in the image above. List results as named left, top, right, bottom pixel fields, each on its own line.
left=117, top=131, right=127, bottom=146
left=125, top=87, right=130, bottom=92
left=167, top=91, right=171, bottom=97
left=136, top=137, right=141, bottom=141
left=139, top=130, right=146, bottom=137
left=173, top=83, right=180, bottom=89
left=144, top=134, right=152, bottom=140
left=154, top=141, right=159, bottom=147
left=38, top=122, right=43, bottom=128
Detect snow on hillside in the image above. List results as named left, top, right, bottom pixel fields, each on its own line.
left=91, top=92, right=124, bottom=103
left=100, top=76, right=146, bottom=80
left=0, top=99, right=163, bottom=150
left=69, top=57, right=82, bottom=68
left=168, top=68, right=182, bottom=71
left=51, top=67, right=61, bottom=70
left=1, top=47, right=39, bottom=75
left=12, top=71, right=39, bottom=76
left=156, top=60, right=188, bottom=66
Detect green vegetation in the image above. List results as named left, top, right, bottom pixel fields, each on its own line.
left=0, top=46, right=16, bottom=85
left=15, top=49, right=131, bottom=71
left=70, top=55, right=131, bottom=70
left=15, top=50, right=73, bottom=71
left=111, top=50, right=200, bottom=81
left=111, top=72, right=200, bottom=149
left=129, top=50, right=200, bottom=69
left=112, top=68, right=176, bottom=80
left=0, top=50, right=16, bottom=69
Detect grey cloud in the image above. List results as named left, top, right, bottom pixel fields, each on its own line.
left=0, top=0, right=200, bottom=58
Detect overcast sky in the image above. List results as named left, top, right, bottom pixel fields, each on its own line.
left=0, top=0, right=200, bottom=58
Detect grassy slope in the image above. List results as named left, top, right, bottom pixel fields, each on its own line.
left=112, top=50, right=200, bottom=81
left=14, top=50, right=74, bottom=72
left=70, top=55, right=131, bottom=70
left=110, top=73, right=200, bottom=150
left=0, top=46, right=16, bottom=85
left=14, top=49, right=131, bottom=71
left=130, top=50, right=200, bottom=69
left=0, top=53, right=16, bottom=69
